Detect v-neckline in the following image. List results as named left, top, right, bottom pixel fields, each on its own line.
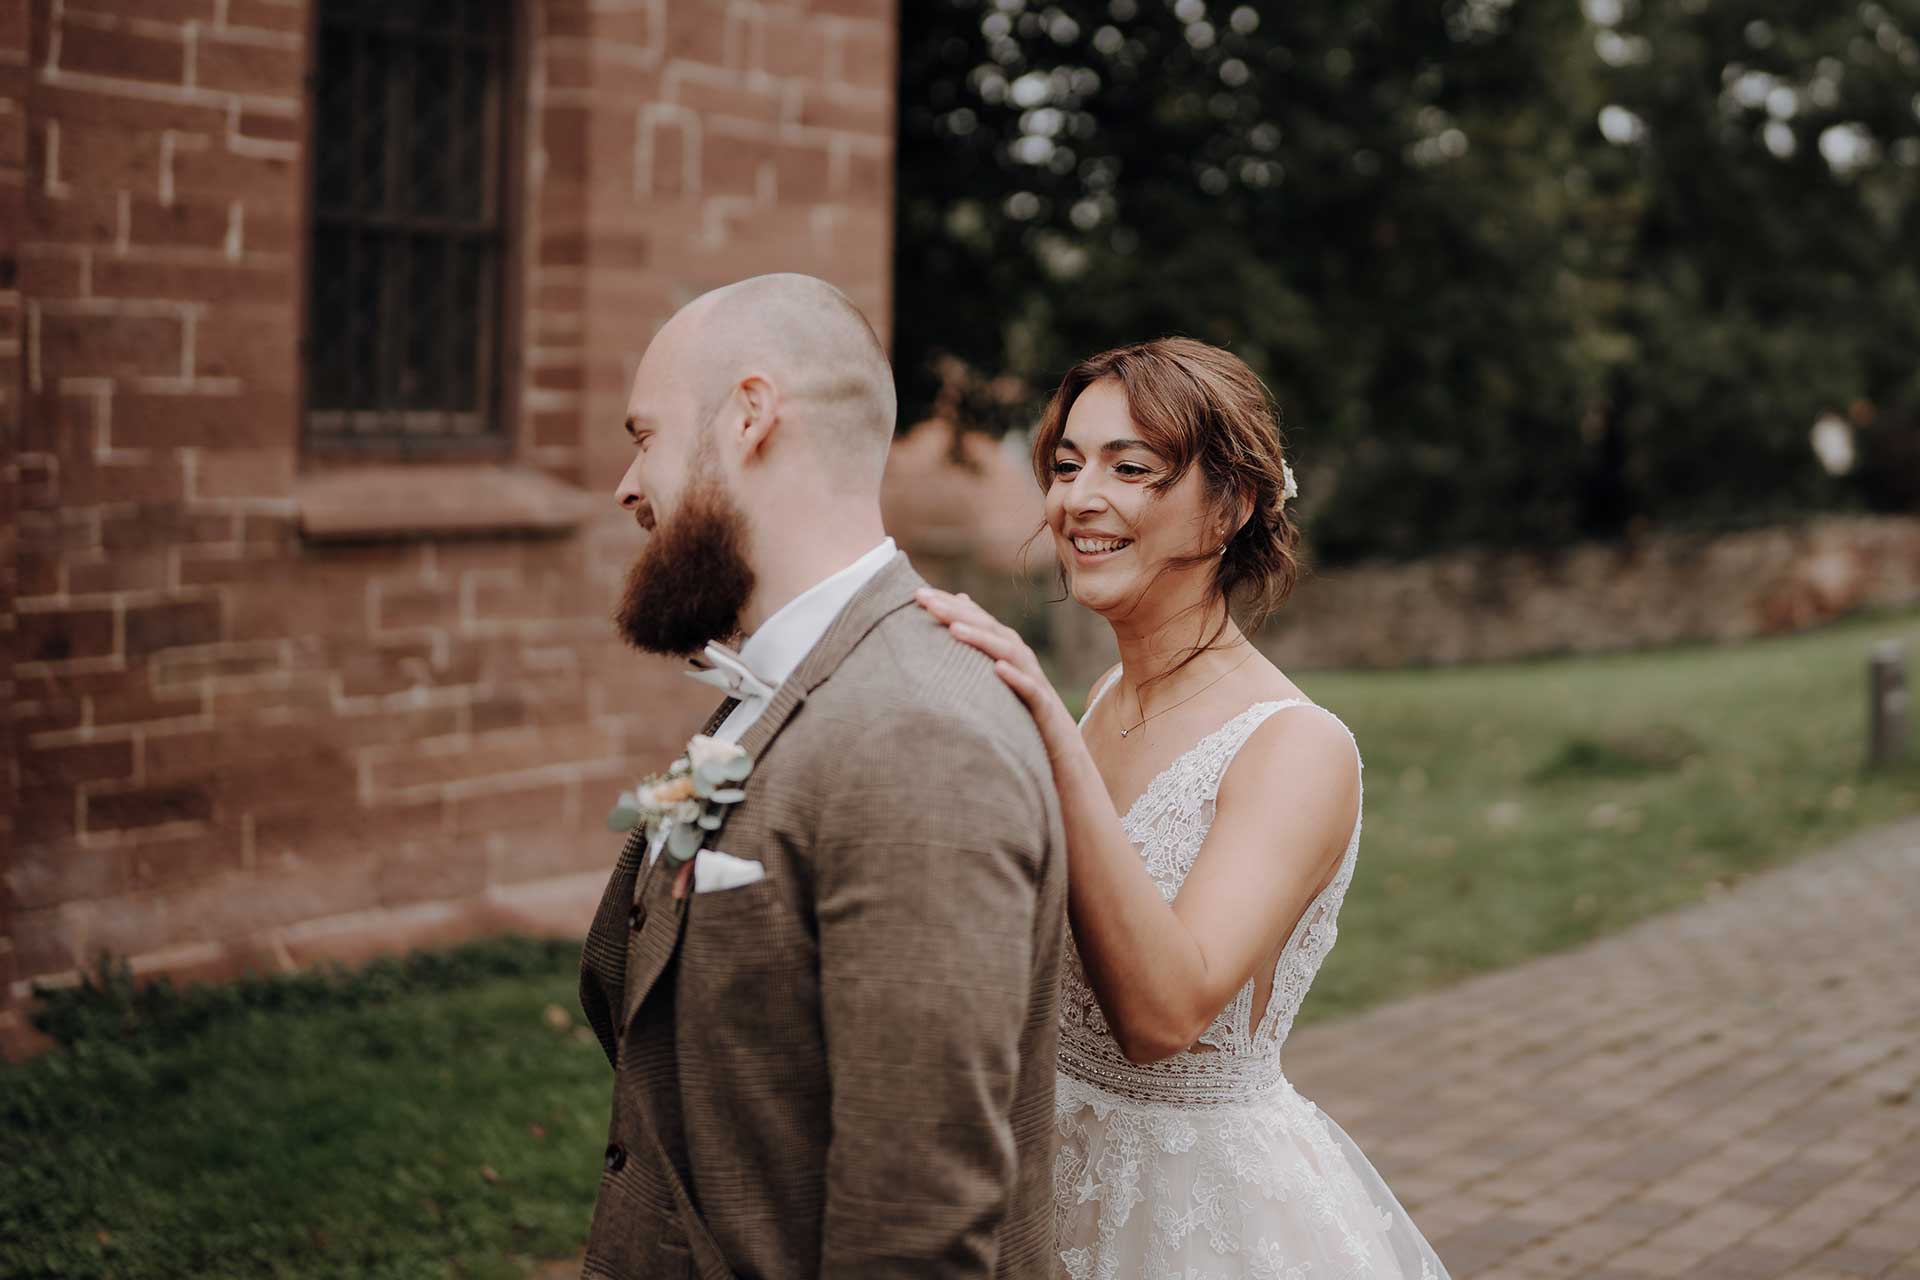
left=1096, top=699, right=1310, bottom=838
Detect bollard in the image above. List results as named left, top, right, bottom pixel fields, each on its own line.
left=1869, top=641, right=1908, bottom=768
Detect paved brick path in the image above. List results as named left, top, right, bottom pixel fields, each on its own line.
left=1286, top=816, right=1920, bottom=1278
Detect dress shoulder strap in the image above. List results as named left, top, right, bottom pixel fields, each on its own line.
left=1078, top=665, right=1124, bottom=728
left=1210, top=699, right=1363, bottom=798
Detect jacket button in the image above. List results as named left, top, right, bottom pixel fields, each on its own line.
left=604, top=1143, right=626, bottom=1173
left=628, top=905, right=643, bottom=930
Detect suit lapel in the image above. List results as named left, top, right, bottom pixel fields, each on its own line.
left=617, top=553, right=926, bottom=1024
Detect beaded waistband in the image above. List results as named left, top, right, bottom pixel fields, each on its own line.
left=1057, top=1031, right=1291, bottom=1108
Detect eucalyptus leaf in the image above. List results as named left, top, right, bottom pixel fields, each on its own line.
left=607, top=805, right=640, bottom=832
left=719, top=755, right=753, bottom=782
left=709, top=788, right=747, bottom=804
left=667, top=823, right=703, bottom=860
left=697, top=812, right=724, bottom=830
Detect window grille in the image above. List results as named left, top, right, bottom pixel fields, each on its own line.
left=305, top=0, right=511, bottom=448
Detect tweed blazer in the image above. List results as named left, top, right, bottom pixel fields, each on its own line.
left=579, top=554, right=1067, bottom=1280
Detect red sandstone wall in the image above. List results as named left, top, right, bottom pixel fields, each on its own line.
left=3, top=0, right=896, bottom=1054
left=2, top=0, right=29, bottom=1052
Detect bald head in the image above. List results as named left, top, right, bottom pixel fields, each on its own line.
left=672, top=273, right=896, bottom=488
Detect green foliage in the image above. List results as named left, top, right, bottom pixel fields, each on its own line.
left=2, top=938, right=599, bottom=1280
left=896, top=0, right=1920, bottom=562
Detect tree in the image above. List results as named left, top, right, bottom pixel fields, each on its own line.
left=895, top=0, right=1920, bottom=562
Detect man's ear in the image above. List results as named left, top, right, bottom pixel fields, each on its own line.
left=734, top=374, right=780, bottom=460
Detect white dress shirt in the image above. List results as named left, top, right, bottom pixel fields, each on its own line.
left=648, top=537, right=897, bottom=865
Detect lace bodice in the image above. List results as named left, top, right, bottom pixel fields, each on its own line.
left=1058, top=674, right=1363, bottom=1107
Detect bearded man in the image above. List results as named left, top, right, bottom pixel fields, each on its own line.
left=580, top=274, right=1066, bottom=1279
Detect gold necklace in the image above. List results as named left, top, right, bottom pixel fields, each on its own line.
left=1117, top=648, right=1257, bottom=738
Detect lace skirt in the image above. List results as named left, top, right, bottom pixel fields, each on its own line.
left=1054, top=1072, right=1450, bottom=1280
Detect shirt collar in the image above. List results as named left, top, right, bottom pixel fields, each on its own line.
left=737, top=538, right=897, bottom=693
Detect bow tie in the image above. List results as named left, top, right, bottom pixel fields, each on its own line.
left=686, top=642, right=776, bottom=701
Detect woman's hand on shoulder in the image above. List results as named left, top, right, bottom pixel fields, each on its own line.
left=914, top=587, right=1083, bottom=763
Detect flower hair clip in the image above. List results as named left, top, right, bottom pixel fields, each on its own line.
left=1281, top=461, right=1298, bottom=503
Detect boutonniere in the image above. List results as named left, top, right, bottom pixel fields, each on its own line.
left=608, top=735, right=755, bottom=867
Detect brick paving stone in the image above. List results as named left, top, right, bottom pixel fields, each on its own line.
left=1285, top=816, right=1920, bottom=1278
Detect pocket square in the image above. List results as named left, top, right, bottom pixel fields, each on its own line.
left=693, top=849, right=765, bottom=894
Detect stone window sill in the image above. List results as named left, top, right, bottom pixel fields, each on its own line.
left=295, top=463, right=592, bottom=543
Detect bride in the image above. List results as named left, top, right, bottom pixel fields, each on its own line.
left=917, top=337, right=1449, bottom=1279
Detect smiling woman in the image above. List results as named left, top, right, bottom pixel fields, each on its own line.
left=918, top=336, right=1453, bottom=1278
left=1031, top=336, right=1303, bottom=691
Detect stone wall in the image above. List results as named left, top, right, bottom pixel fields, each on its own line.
left=2, top=0, right=895, bottom=1056
left=1262, top=515, right=1920, bottom=670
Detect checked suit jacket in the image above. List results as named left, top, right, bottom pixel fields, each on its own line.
left=578, top=554, right=1068, bottom=1279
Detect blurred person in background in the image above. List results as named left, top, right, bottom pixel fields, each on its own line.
left=921, top=337, right=1449, bottom=1279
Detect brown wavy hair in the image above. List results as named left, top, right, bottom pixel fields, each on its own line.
left=1030, top=337, right=1303, bottom=676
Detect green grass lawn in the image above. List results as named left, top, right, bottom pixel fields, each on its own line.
left=1297, top=607, right=1920, bottom=1020
left=5, top=608, right=1918, bottom=1277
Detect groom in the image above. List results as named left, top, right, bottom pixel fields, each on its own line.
left=579, top=274, right=1067, bottom=1279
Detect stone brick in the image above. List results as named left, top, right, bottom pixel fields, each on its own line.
left=448, top=777, right=573, bottom=837
left=761, top=13, right=830, bottom=79
left=192, top=30, right=302, bottom=99
left=65, top=547, right=171, bottom=594
left=19, top=740, right=136, bottom=787
left=128, top=195, right=229, bottom=250
left=797, top=86, right=888, bottom=135
left=100, top=502, right=236, bottom=551
left=111, top=388, right=294, bottom=450
left=18, top=247, right=87, bottom=298
left=224, top=0, right=306, bottom=35
left=369, top=724, right=618, bottom=794
left=126, top=599, right=223, bottom=657
left=833, top=21, right=893, bottom=92
left=88, top=682, right=207, bottom=728
left=702, top=131, right=773, bottom=197
left=193, top=304, right=296, bottom=386
left=126, top=830, right=245, bottom=892
left=169, top=144, right=297, bottom=205
left=17, top=606, right=115, bottom=664
left=54, top=120, right=163, bottom=192
left=65, top=0, right=218, bottom=22
left=234, top=105, right=300, bottom=143
left=38, top=310, right=183, bottom=379
left=772, top=139, right=833, bottom=203
left=22, top=186, right=120, bottom=246
left=59, top=21, right=185, bottom=84
left=541, top=105, right=590, bottom=182
left=372, top=580, right=460, bottom=632
left=254, top=795, right=447, bottom=866
left=193, top=447, right=294, bottom=499
left=33, top=82, right=226, bottom=135
left=813, top=0, right=892, bottom=23
left=662, top=5, right=729, bottom=65
left=61, top=454, right=190, bottom=507
left=86, top=785, right=214, bottom=832
left=91, top=255, right=289, bottom=303
left=8, top=843, right=128, bottom=913
left=672, top=75, right=783, bottom=126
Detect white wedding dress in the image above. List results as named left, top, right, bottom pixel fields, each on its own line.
left=1054, top=676, right=1450, bottom=1280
